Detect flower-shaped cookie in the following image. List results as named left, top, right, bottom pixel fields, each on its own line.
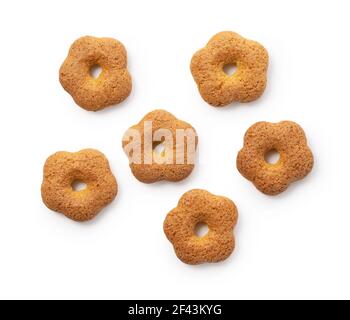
left=237, top=121, right=314, bottom=195
left=190, top=31, right=269, bottom=107
left=41, top=149, right=118, bottom=221
left=164, top=189, right=238, bottom=265
left=59, top=36, right=132, bottom=111
left=122, top=110, right=198, bottom=183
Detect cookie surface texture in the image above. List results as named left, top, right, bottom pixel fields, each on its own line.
left=59, top=36, right=132, bottom=111
left=164, top=189, right=238, bottom=265
left=122, top=109, right=198, bottom=183
left=236, top=121, right=314, bottom=195
left=190, top=31, right=268, bottom=107
left=41, top=149, right=118, bottom=221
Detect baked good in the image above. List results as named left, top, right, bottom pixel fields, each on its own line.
left=190, top=31, right=268, bottom=107
left=163, top=189, right=238, bottom=265
left=236, top=121, right=314, bottom=195
left=122, top=109, right=198, bottom=183
left=41, top=149, right=118, bottom=221
left=59, top=36, right=132, bottom=111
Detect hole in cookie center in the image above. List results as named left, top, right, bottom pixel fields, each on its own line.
left=264, top=149, right=280, bottom=164
left=153, top=142, right=166, bottom=156
left=71, top=180, right=87, bottom=192
left=223, top=63, right=237, bottom=76
left=194, top=222, right=209, bottom=238
left=89, top=65, right=102, bottom=79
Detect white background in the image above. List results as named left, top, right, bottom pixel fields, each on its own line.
left=0, top=0, right=349, bottom=300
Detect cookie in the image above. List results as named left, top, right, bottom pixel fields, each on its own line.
left=41, top=149, right=118, bottom=221
left=59, top=36, right=132, bottom=111
left=122, top=110, right=198, bottom=183
left=163, top=189, right=238, bottom=265
left=237, top=121, right=314, bottom=195
left=190, top=31, right=268, bottom=107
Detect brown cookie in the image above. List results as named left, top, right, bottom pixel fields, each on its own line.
left=237, top=121, right=314, bottom=195
left=190, top=31, right=269, bottom=107
left=122, top=110, right=198, bottom=183
left=164, top=189, right=238, bottom=265
left=59, top=36, right=132, bottom=111
left=41, top=149, right=118, bottom=221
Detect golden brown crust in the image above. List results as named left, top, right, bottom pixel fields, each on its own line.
left=236, top=121, right=314, bottom=195
left=59, top=36, right=132, bottom=111
left=164, top=189, right=238, bottom=265
left=190, top=31, right=268, bottom=107
left=122, top=110, right=198, bottom=183
left=41, top=149, right=118, bottom=221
